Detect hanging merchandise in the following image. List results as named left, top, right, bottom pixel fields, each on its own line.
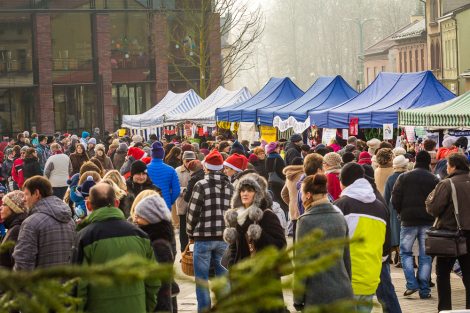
left=238, top=122, right=256, bottom=143
left=260, top=126, right=277, bottom=143
left=349, top=118, right=358, bottom=136
left=273, top=116, right=311, bottom=133
left=198, top=128, right=203, bottom=136
left=184, top=122, right=196, bottom=138
left=217, top=121, right=239, bottom=133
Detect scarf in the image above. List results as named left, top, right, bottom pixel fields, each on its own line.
left=303, top=194, right=329, bottom=210
left=325, top=168, right=341, bottom=175
left=267, top=153, right=282, bottom=159
left=54, top=151, right=63, bottom=155
left=236, top=205, right=253, bottom=226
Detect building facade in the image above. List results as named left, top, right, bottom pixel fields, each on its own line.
left=0, top=0, right=221, bottom=137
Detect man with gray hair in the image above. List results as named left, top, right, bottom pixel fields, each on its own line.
left=338, top=136, right=361, bottom=161
left=92, top=127, right=102, bottom=144
left=23, top=131, right=29, bottom=138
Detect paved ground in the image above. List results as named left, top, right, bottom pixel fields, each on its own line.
left=173, top=235, right=466, bottom=312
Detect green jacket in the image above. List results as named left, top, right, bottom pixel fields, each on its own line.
left=71, top=206, right=161, bottom=313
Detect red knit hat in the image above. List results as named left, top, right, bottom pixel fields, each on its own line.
left=358, top=151, right=372, bottom=165
left=224, top=153, right=248, bottom=172
left=202, top=149, right=224, bottom=171
left=128, top=147, right=147, bottom=160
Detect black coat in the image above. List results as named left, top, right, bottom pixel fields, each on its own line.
left=183, top=169, right=205, bottom=203
left=391, top=163, right=440, bottom=226
left=22, top=156, right=43, bottom=181
left=125, top=176, right=162, bottom=204
left=265, top=155, right=288, bottom=211
left=250, top=160, right=268, bottom=181
left=284, top=142, right=301, bottom=166
left=140, top=221, right=178, bottom=313
left=0, top=213, right=27, bottom=269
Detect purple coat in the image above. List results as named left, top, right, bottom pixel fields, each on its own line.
left=296, top=174, right=334, bottom=217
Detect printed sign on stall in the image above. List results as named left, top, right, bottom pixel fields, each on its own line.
left=322, top=128, right=337, bottom=144
left=383, top=124, right=393, bottom=140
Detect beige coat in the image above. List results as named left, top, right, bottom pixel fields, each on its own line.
left=281, top=165, right=304, bottom=221
left=374, top=164, right=394, bottom=195
left=175, top=165, right=191, bottom=215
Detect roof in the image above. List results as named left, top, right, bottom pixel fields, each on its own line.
left=391, top=19, right=426, bottom=40
left=308, top=71, right=456, bottom=128
left=363, top=22, right=417, bottom=56
left=399, top=90, right=470, bottom=129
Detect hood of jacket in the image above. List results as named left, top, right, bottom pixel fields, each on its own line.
left=24, top=156, right=38, bottom=164
left=205, top=171, right=232, bottom=190
left=283, top=165, right=304, bottom=182
left=285, top=141, right=301, bottom=153
left=296, top=174, right=307, bottom=191
left=340, top=178, right=376, bottom=203
left=231, top=175, right=267, bottom=209
left=76, top=206, right=125, bottom=231
left=70, top=186, right=85, bottom=203
left=191, top=169, right=205, bottom=180
left=2, top=212, right=27, bottom=229
left=139, top=220, right=175, bottom=244
left=29, top=196, right=74, bottom=223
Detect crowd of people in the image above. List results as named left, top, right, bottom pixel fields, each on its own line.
left=0, top=128, right=469, bottom=313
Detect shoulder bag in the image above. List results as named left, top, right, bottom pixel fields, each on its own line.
left=425, top=178, right=467, bottom=257
left=268, top=157, right=285, bottom=187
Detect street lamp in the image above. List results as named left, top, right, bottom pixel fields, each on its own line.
left=344, top=17, right=375, bottom=91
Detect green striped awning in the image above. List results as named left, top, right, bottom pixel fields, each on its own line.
left=398, top=90, right=470, bottom=129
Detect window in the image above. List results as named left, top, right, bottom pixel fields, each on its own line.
left=399, top=52, right=402, bottom=72
left=436, top=40, right=440, bottom=70
left=367, top=68, right=371, bottom=86
left=0, top=88, right=34, bottom=137
left=431, top=41, right=435, bottom=70
left=374, top=67, right=378, bottom=78
left=112, top=83, right=151, bottom=129
left=421, top=49, right=425, bottom=70
left=431, top=0, right=439, bottom=21
left=415, top=50, right=419, bottom=72
left=382, top=66, right=386, bottom=72
left=452, top=39, right=456, bottom=69
left=404, top=51, right=407, bottom=73
left=409, top=51, right=413, bottom=72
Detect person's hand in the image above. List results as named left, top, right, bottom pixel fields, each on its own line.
left=189, top=238, right=194, bottom=244
left=8, top=177, right=11, bottom=182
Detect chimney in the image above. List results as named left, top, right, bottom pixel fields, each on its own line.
left=410, top=15, right=424, bottom=23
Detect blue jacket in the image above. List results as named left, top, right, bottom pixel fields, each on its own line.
left=147, top=159, right=180, bottom=210
left=70, top=186, right=87, bottom=220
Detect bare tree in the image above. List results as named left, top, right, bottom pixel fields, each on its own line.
left=154, top=0, right=264, bottom=99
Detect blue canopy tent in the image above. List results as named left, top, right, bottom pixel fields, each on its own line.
left=308, top=71, right=456, bottom=129
left=257, top=75, right=357, bottom=126
left=215, top=77, right=304, bottom=124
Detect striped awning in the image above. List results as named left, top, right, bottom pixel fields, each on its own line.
left=398, top=90, right=470, bottom=129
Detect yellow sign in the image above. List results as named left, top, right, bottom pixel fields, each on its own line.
left=260, top=126, right=277, bottom=143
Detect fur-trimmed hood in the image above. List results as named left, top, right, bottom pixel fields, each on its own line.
left=282, top=165, right=304, bottom=182
left=224, top=175, right=268, bottom=245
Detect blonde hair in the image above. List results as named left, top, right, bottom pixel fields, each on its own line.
left=103, top=170, right=127, bottom=191
left=130, top=190, right=159, bottom=218
left=78, top=171, right=101, bottom=185
left=100, top=179, right=126, bottom=200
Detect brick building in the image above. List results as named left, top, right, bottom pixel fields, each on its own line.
left=0, top=0, right=221, bottom=137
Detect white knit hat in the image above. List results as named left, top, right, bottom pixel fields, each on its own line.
left=392, top=147, right=406, bottom=157
left=134, top=194, right=171, bottom=224
left=393, top=155, right=409, bottom=168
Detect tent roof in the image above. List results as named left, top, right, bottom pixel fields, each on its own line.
left=174, top=86, right=252, bottom=125
left=398, top=90, right=470, bottom=129
left=215, top=77, right=304, bottom=124
left=121, top=89, right=202, bottom=128
left=309, top=71, right=456, bottom=129
left=257, top=75, right=357, bottom=126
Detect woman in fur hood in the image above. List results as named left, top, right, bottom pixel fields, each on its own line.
left=223, top=174, right=287, bottom=312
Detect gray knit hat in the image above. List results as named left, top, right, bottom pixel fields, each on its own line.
left=134, top=194, right=171, bottom=224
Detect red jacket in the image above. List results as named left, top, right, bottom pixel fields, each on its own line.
left=326, top=172, right=342, bottom=201
left=12, top=158, right=25, bottom=188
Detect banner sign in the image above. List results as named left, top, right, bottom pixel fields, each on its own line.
left=273, top=116, right=311, bottom=133
left=349, top=118, right=358, bottom=136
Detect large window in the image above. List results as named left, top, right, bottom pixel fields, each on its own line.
left=53, top=85, right=95, bottom=134
left=367, top=68, right=371, bottom=86
left=431, top=41, right=435, bottom=70
left=109, top=12, right=151, bottom=83
left=431, top=0, right=439, bottom=21
left=50, top=13, right=93, bottom=84
left=112, top=83, right=152, bottom=129
left=0, top=13, right=34, bottom=87
left=404, top=51, right=407, bottom=73
left=0, top=88, right=34, bottom=137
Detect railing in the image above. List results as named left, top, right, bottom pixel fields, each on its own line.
left=52, top=58, right=93, bottom=84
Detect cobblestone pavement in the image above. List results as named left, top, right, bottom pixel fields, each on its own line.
left=173, top=235, right=466, bottom=312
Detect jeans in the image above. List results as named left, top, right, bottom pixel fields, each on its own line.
left=354, top=294, right=374, bottom=313
left=178, top=214, right=188, bottom=253
left=53, top=186, right=68, bottom=201
left=193, top=241, right=229, bottom=312
left=436, top=238, right=470, bottom=311
left=399, top=225, right=432, bottom=298
left=376, top=263, right=402, bottom=313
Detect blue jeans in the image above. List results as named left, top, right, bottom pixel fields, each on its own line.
left=399, top=225, right=432, bottom=298
left=193, top=241, right=229, bottom=312
left=354, top=294, right=374, bottom=313
left=376, top=263, right=402, bottom=313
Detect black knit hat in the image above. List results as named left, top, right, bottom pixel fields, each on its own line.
left=38, top=134, right=47, bottom=143
left=290, top=133, right=302, bottom=143
left=340, top=163, right=365, bottom=187
left=455, top=136, right=468, bottom=149
left=342, top=152, right=356, bottom=164
left=416, top=150, right=431, bottom=165
left=131, top=160, right=148, bottom=177
left=47, top=135, right=54, bottom=145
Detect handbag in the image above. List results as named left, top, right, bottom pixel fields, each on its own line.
left=245, top=233, right=257, bottom=256
left=425, top=179, right=467, bottom=257
left=268, top=157, right=285, bottom=187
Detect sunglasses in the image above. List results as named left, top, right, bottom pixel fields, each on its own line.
left=20, top=152, right=26, bottom=155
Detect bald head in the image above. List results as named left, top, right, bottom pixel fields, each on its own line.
left=88, top=183, right=117, bottom=211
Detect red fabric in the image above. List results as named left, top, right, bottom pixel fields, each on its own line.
left=0, top=142, right=8, bottom=154
left=12, top=158, right=24, bottom=188
left=224, top=153, right=248, bottom=171
left=437, top=147, right=458, bottom=161
left=142, top=157, right=152, bottom=165
left=328, top=143, right=342, bottom=152
left=127, top=147, right=146, bottom=160
left=204, top=150, right=224, bottom=167
left=326, top=172, right=341, bottom=200
left=124, top=171, right=131, bottom=180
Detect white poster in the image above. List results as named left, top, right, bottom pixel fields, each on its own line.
left=383, top=124, right=393, bottom=140
left=342, top=129, right=348, bottom=139
left=405, top=126, right=415, bottom=142
left=322, top=128, right=336, bottom=144
left=254, top=132, right=260, bottom=142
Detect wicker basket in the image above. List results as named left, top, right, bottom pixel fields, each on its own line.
left=181, top=243, right=194, bottom=276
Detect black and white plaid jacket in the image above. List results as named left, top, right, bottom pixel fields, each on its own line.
left=186, top=171, right=235, bottom=239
